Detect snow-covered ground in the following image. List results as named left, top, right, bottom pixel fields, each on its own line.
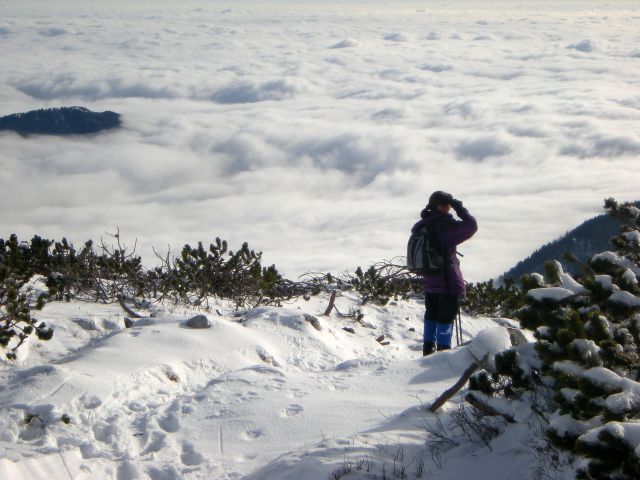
left=0, top=292, right=542, bottom=479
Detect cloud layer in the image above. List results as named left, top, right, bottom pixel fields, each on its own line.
left=1, top=1, right=639, bottom=280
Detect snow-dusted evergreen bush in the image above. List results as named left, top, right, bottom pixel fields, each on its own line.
left=152, top=238, right=293, bottom=308
left=462, top=277, right=524, bottom=317
left=347, top=262, right=421, bottom=306
left=469, top=199, right=640, bottom=479
left=0, top=235, right=53, bottom=360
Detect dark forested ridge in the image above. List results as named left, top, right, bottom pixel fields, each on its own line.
left=0, top=107, right=120, bottom=135
left=503, top=203, right=639, bottom=281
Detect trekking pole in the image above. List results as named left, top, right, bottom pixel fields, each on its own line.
left=455, top=308, right=460, bottom=346
left=457, top=306, right=463, bottom=345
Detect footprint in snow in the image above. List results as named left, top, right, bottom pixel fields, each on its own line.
left=80, top=394, right=102, bottom=409
left=281, top=404, right=304, bottom=417
left=180, top=442, right=205, bottom=466
left=285, top=388, right=306, bottom=399
left=241, top=428, right=264, bottom=441
left=126, top=401, right=146, bottom=412
left=141, top=431, right=167, bottom=455
left=158, top=413, right=180, bottom=433
left=146, top=465, right=180, bottom=480
left=116, top=460, right=141, bottom=480
left=92, top=422, right=115, bottom=443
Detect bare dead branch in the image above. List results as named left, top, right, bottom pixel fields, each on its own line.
left=324, top=290, right=337, bottom=316
left=117, top=294, right=142, bottom=318
left=429, top=362, right=479, bottom=413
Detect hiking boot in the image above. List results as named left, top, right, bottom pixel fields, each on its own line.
left=423, top=342, right=435, bottom=356
left=437, top=345, right=451, bottom=352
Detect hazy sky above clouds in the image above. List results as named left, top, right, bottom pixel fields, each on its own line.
left=1, top=1, right=639, bottom=280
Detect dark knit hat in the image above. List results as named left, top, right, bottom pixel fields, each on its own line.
left=427, top=190, right=453, bottom=209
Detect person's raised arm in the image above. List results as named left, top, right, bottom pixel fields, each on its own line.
left=447, top=198, right=478, bottom=245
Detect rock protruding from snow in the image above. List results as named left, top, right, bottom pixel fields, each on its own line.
left=303, top=314, right=322, bottom=331
left=185, top=315, right=211, bottom=328
left=507, top=328, right=528, bottom=346
left=329, top=38, right=359, bottom=49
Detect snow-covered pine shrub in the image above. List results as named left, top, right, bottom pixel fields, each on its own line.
left=0, top=235, right=54, bottom=359
left=153, top=238, right=298, bottom=309
left=45, top=237, right=81, bottom=301
left=0, top=262, right=53, bottom=360
left=469, top=199, right=640, bottom=480
left=0, top=232, right=146, bottom=304
left=347, top=261, right=421, bottom=305
left=0, top=234, right=54, bottom=284
left=51, top=233, right=146, bottom=303
left=0, top=231, right=318, bottom=313
left=462, top=277, right=524, bottom=317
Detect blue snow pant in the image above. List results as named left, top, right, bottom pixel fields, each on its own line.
left=424, top=293, right=460, bottom=349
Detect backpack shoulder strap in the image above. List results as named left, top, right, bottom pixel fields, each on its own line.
left=425, top=219, right=446, bottom=259
left=427, top=218, right=452, bottom=293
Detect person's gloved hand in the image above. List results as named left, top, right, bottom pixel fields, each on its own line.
left=450, top=198, right=464, bottom=211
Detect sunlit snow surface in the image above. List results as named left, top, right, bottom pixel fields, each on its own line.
left=0, top=294, right=528, bottom=479
left=1, top=1, right=639, bottom=279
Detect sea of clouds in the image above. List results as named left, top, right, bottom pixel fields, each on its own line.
left=1, top=0, right=639, bottom=280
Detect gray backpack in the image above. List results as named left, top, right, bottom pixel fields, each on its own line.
left=407, top=222, right=445, bottom=275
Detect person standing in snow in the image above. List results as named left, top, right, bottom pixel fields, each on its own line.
left=412, top=191, right=478, bottom=356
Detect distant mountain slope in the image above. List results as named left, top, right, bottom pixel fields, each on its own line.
left=502, top=207, right=635, bottom=281
left=0, top=106, right=120, bottom=135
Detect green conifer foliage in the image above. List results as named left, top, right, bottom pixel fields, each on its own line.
left=468, top=199, right=640, bottom=480
left=0, top=269, right=52, bottom=361
left=347, top=263, right=420, bottom=306
left=462, top=277, right=524, bottom=317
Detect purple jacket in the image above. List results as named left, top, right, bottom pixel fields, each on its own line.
left=411, top=206, right=478, bottom=295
